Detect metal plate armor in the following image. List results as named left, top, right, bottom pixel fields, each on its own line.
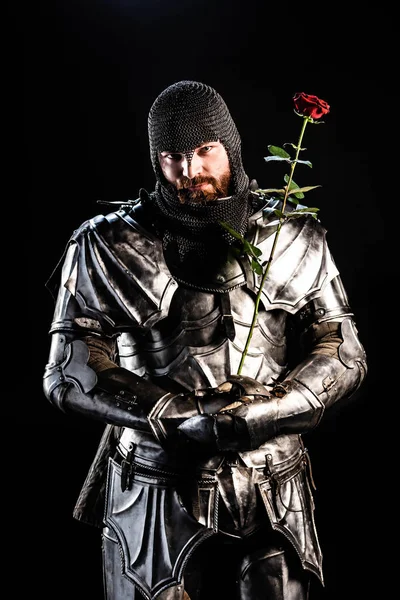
left=43, top=197, right=367, bottom=597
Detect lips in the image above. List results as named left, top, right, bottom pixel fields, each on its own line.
left=189, top=183, right=208, bottom=190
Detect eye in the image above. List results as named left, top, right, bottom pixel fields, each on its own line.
left=164, top=153, right=183, bottom=161
left=199, top=145, right=213, bottom=154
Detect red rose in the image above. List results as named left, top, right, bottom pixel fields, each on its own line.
left=293, top=92, right=330, bottom=119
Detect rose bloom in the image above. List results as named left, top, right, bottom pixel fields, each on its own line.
left=293, top=93, right=330, bottom=119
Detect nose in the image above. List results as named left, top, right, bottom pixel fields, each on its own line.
left=182, top=153, right=201, bottom=179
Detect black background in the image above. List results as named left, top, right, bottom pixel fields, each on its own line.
left=28, top=1, right=391, bottom=598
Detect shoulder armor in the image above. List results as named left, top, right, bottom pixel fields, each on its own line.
left=52, top=206, right=178, bottom=332
left=247, top=211, right=339, bottom=313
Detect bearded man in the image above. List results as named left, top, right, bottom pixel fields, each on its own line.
left=43, top=80, right=367, bottom=600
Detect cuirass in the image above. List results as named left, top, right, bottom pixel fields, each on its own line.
left=53, top=204, right=339, bottom=399
left=117, top=284, right=288, bottom=391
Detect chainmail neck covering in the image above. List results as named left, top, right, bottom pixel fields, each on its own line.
left=147, top=80, right=252, bottom=285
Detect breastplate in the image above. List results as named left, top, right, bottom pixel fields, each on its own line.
left=117, top=284, right=289, bottom=391
left=65, top=207, right=337, bottom=394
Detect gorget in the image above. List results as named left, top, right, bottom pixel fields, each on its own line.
left=150, top=183, right=253, bottom=289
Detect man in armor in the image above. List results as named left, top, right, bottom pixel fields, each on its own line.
left=43, top=80, right=367, bottom=600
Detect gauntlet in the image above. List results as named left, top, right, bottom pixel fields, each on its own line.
left=177, top=374, right=272, bottom=451
left=146, top=375, right=263, bottom=447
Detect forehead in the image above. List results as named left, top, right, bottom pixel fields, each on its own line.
left=159, top=140, right=223, bottom=155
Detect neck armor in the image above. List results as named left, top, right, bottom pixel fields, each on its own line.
left=147, top=81, right=252, bottom=282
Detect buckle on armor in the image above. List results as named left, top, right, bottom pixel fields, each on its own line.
left=120, top=442, right=136, bottom=492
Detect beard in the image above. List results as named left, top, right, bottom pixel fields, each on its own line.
left=172, top=172, right=231, bottom=204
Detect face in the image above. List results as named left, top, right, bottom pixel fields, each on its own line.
left=159, top=141, right=232, bottom=204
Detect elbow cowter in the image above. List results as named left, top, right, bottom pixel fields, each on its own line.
left=43, top=333, right=98, bottom=412
left=282, top=317, right=368, bottom=410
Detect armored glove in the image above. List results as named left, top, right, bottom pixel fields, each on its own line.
left=169, top=374, right=272, bottom=452
left=146, top=375, right=263, bottom=448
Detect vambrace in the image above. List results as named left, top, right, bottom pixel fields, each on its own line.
left=43, top=332, right=163, bottom=431
left=43, top=331, right=232, bottom=441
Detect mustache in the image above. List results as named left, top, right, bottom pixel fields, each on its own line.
left=176, top=175, right=218, bottom=189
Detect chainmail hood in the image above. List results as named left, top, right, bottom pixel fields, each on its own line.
left=148, top=80, right=249, bottom=198
left=147, top=80, right=252, bottom=288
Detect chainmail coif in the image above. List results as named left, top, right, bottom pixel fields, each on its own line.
left=147, top=81, right=252, bottom=284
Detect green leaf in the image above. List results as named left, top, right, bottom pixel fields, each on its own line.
left=287, top=185, right=321, bottom=195
left=283, top=142, right=298, bottom=150
left=288, top=212, right=319, bottom=221
left=268, top=145, right=291, bottom=158
left=257, top=188, right=286, bottom=195
left=288, top=208, right=320, bottom=220
left=243, top=239, right=262, bottom=258
left=296, top=159, right=312, bottom=168
left=219, top=221, right=244, bottom=241
left=295, top=207, right=320, bottom=213
left=286, top=188, right=304, bottom=197
left=221, top=222, right=264, bottom=260
left=273, top=209, right=287, bottom=219
left=284, top=175, right=298, bottom=190
left=251, top=259, right=263, bottom=275
left=264, top=156, right=291, bottom=163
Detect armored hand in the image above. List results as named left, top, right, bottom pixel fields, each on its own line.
left=146, top=377, right=243, bottom=447
left=178, top=317, right=369, bottom=452
left=152, top=374, right=272, bottom=452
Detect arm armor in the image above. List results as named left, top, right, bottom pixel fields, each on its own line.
left=43, top=331, right=170, bottom=431
left=43, top=330, right=233, bottom=437
left=43, top=232, right=237, bottom=437
left=42, top=239, right=215, bottom=434
left=179, top=275, right=368, bottom=451
left=220, top=317, right=367, bottom=450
